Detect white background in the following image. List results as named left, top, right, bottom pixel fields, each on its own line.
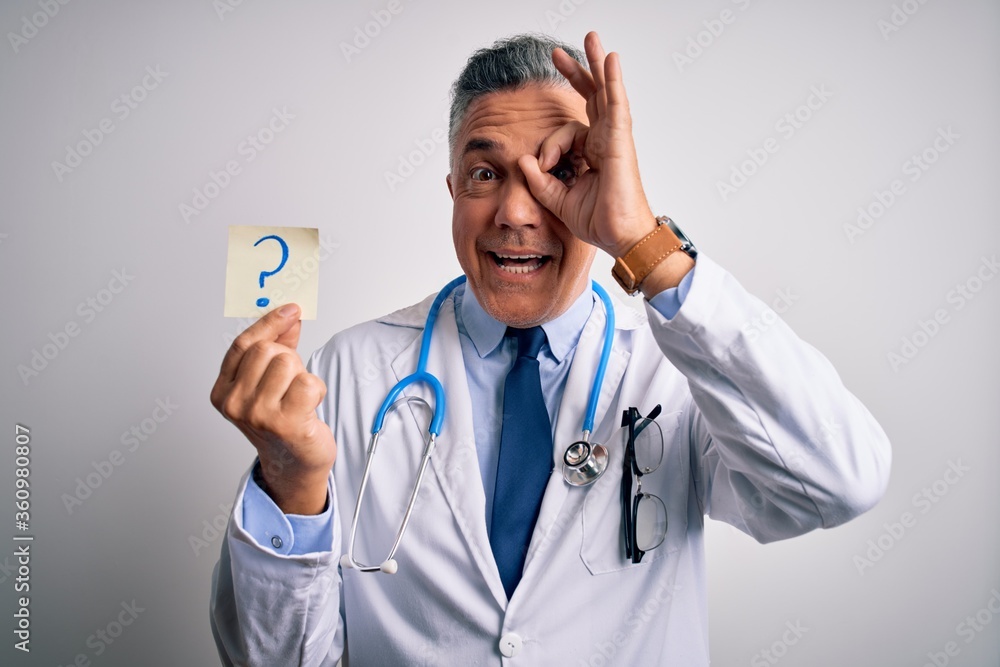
left=1, top=0, right=998, bottom=665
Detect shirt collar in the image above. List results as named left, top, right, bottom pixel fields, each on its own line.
left=459, top=283, right=594, bottom=363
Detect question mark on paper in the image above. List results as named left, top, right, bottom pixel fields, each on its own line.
left=253, top=234, right=289, bottom=307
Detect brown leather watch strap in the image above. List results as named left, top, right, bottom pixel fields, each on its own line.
left=611, top=219, right=682, bottom=295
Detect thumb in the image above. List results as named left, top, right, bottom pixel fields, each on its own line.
left=273, top=303, right=302, bottom=350
left=519, top=154, right=566, bottom=218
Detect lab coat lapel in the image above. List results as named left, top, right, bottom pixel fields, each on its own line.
left=387, top=293, right=506, bottom=605
left=522, top=295, right=631, bottom=576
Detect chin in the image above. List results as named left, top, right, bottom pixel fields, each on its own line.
left=475, top=284, right=560, bottom=328
left=490, top=307, right=548, bottom=329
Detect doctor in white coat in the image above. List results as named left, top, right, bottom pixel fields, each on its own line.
left=210, top=31, right=891, bottom=666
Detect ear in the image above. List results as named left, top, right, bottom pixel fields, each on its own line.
left=445, top=173, right=453, bottom=199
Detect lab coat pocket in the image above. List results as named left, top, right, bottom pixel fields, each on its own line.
left=580, top=411, right=687, bottom=575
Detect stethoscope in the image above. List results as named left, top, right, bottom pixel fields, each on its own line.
left=341, top=275, right=616, bottom=574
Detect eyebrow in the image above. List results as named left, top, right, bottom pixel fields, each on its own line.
left=460, top=137, right=500, bottom=160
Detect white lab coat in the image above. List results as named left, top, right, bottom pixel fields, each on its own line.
left=211, top=255, right=891, bottom=666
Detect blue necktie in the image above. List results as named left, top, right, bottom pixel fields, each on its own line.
left=490, top=326, right=553, bottom=599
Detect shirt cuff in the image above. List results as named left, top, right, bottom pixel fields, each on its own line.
left=646, top=263, right=696, bottom=320
left=242, top=461, right=335, bottom=556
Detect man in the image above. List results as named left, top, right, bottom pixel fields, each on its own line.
left=210, top=32, right=891, bottom=665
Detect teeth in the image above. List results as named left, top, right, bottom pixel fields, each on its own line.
left=490, top=251, right=546, bottom=274
left=498, top=259, right=545, bottom=274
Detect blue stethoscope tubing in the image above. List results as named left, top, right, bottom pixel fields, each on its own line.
left=370, top=274, right=468, bottom=437
left=342, top=275, right=615, bottom=574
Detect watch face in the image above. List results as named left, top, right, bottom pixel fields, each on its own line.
left=665, top=218, right=697, bottom=257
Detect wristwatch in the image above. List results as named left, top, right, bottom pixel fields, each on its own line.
left=611, top=216, right=697, bottom=295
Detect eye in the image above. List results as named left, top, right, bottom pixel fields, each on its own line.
left=548, top=160, right=577, bottom=185
left=470, top=167, right=497, bottom=182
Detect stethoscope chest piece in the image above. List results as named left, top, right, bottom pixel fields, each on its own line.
left=558, top=279, right=616, bottom=488
left=562, top=440, right=608, bottom=486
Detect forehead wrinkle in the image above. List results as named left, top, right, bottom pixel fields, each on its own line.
left=455, top=88, right=586, bottom=165
left=464, top=99, right=582, bottom=135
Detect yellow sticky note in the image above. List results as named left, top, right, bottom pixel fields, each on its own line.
left=224, top=226, right=319, bottom=320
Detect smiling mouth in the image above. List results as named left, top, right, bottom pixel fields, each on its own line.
left=488, top=252, right=551, bottom=274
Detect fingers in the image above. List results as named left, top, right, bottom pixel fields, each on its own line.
left=552, top=46, right=595, bottom=102
left=219, top=303, right=301, bottom=383
left=209, top=305, right=334, bottom=507
left=603, top=51, right=630, bottom=126
left=283, top=372, right=327, bottom=418
left=523, top=120, right=588, bottom=218
left=211, top=307, right=304, bottom=421
left=214, top=343, right=294, bottom=418
left=255, top=350, right=305, bottom=410
left=552, top=47, right=601, bottom=130
left=553, top=33, right=620, bottom=126
left=584, top=32, right=608, bottom=118
left=238, top=358, right=323, bottom=435
left=519, top=154, right=568, bottom=219
left=537, top=120, right=589, bottom=173
left=251, top=351, right=325, bottom=420
left=275, top=317, right=302, bottom=351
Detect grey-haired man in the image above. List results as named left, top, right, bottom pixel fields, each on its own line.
left=210, top=32, right=890, bottom=665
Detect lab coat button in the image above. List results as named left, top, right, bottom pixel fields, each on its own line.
left=499, top=633, right=522, bottom=657
left=270, top=536, right=283, bottom=549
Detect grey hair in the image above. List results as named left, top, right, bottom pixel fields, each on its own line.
left=447, top=33, right=588, bottom=170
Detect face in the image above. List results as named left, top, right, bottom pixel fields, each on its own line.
left=447, top=84, right=597, bottom=328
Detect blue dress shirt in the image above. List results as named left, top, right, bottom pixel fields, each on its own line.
left=243, top=269, right=696, bottom=555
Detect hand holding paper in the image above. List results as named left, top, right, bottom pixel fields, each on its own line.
left=210, top=303, right=336, bottom=515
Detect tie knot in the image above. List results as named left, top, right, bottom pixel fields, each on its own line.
left=509, top=326, right=546, bottom=360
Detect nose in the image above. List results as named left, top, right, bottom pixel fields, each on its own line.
left=495, top=174, right=544, bottom=230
